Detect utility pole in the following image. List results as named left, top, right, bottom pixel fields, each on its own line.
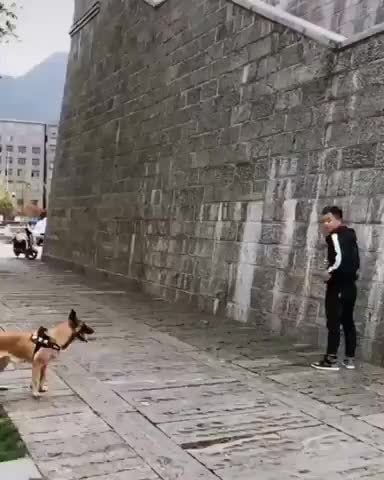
left=43, top=124, right=48, bottom=209
left=5, top=149, right=8, bottom=193
left=5, top=135, right=10, bottom=193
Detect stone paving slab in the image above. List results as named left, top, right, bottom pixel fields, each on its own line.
left=42, top=452, right=159, bottom=480
left=56, top=364, right=136, bottom=415
left=5, top=395, right=90, bottom=420
left=0, top=457, right=42, bottom=480
left=57, top=363, right=218, bottom=480
left=102, top=366, right=238, bottom=391
left=158, top=408, right=321, bottom=446
left=193, top=424, right=382, bottom=474
left=119, top=381, right=283, bottom=423
left=100, top=411, right=218, bottom=480
left=3, top=245, right=384, bottom=478
left=16, top=411, right=110, bottom=443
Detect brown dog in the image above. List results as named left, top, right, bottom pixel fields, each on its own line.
left=0, top=309, right=94, bottom=397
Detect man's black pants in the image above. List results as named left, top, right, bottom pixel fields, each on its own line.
left=326, top=280, right=357, bottom=358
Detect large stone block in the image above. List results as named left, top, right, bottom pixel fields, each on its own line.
left=252, top=267, right=276, bottom=290
left=260, top=224, right=283, bottom=245
left=341, top=144, right=376, bottom=169
left=250, top=288, right=274, bottom=313
left=285, top=106, right=313, bottom=131
left=249, top=96, right=275, bottom=120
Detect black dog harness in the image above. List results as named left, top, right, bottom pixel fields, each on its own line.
left=30, top=327, right=61, bottom=358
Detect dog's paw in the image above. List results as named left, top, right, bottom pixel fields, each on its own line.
left=32, top=391, right=42, bottom=399
left=39, top=385, right=48, bottom=393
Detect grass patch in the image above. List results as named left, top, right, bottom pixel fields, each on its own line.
left=0, top=407, right=27, bottom=462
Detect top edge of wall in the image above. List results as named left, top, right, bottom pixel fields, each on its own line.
left=70, top=0, right=384, bottom=49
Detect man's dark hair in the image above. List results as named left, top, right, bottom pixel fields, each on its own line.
left=322, top=205, right=343, bottom=219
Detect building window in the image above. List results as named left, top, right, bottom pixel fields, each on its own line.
left=32, top=147, right=41, bottom=154
left=7, top=169, right=13, bottom=176
left=6, top=145, right=13, bottom=152
left=17, top=169, right=23, bottom=177
left=49, top=161, right=54, bottom=170
left=32, top=158, right=40, bottom=166
left=18, top=158, right=26, bottom=165
left=18, top=146, right=26, bottom=153
left=49, top=145, right=56, bottom=153
left=31, top=200, right=38, bottom=206
left=7, top=157, right=13, bottom=164
left=31, top=170, right=40, bottom=178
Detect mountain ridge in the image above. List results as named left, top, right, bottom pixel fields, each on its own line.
left=0, top=52, right=68, bottom=124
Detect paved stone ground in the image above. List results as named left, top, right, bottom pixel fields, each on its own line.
left=2, top=244, right=384, bottom=478
left=0, top=457, right=42, bottom=480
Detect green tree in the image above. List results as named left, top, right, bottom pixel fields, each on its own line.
left=0, top=2, right=16, bottom=41
left=0, top=190, right=13, bottom=218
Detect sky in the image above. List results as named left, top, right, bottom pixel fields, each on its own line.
left=0, top=0, right=74, bottom=77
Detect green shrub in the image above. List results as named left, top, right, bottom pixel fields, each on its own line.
left=0, top=408, right=27, bottom=462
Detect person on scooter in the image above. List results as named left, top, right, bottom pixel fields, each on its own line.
left=33, top=210, right=47, bottom=246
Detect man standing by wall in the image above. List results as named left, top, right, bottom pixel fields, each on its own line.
left=312, top=206, right=360, bottom=371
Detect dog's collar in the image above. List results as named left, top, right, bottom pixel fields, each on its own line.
left=60, top=328, right=83, bottom=350
left=30, top=327, right=61, bottom=358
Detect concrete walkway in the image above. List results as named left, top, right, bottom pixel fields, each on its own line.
left=1, top=244, right=384, bottom=479
left=0, top=457, right=42, bottom=480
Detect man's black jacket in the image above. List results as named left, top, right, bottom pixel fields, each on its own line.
left=326, top=225, right=360, bottom=282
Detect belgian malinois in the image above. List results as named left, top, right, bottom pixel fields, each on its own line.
left=0, top=309, right=94, bottom=397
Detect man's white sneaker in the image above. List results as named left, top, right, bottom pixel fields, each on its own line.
left=342, top=358, right=356, bottom=370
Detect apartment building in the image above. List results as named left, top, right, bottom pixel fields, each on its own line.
left=0, top=120, right=57, bottom=210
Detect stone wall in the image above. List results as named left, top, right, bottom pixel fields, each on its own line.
left=265, top=0, right=384, bottom=37
left=46, top=0, right=384, bottom=363
left=73, top=0, right=384, bottom=38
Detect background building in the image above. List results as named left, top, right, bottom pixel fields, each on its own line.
left=0, top=120, right=57, bottom=211
left=46, top=124, right=58, bottom=203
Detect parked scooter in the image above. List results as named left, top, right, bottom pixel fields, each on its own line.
left=12, top=225, right=38, bottom=260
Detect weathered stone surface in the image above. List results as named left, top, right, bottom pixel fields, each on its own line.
left=119, top=381, right=283, bottom=423
left=192, top=424, right=381, bottom=474
left=263, top=0, right=384, bottom=37
left=27, top=431, right=127, bottom=461
left=55, top=363, right=135, bottom=414
left=15, top=411, right=110, bottom=443
left=4, top=395, right=90, bottom=420
left=103, top=363, right=237, bottom=391
left=159, top=408, right=320, bottom=446
left=0, top=458, right=42, bottom=480
left=80, top=473, right=159, bottom=480
left=42, top=456, right=158, bottom=480
left=47, top=0, right=384, bottom=363
left=100, top=412, right=218, bottom=480
left=4, top=251, right=384, bottom=478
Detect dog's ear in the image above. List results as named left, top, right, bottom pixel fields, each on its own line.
left=37, top=326, right=48, bottom=337
left=68, top=309, right=79, bottom=328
